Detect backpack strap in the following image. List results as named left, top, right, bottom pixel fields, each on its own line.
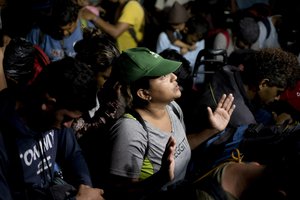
left=261, top=17, right=271, bottom=40
left=124, top=103, right=181, bottom=158
left=124, top=109, right=150, bottom=159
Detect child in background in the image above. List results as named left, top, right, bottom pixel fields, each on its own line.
left=164, top=2, right=195, bottom=55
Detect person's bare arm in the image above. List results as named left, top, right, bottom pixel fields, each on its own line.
left=173, top=39, right=190, bottom=49
left=80, top=7, right=130, bottom=39
left=187, top=94, right=235, bottom=150
left=0, top=46, right=7, bottom=91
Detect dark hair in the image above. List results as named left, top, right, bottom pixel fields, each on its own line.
left=3, top=37, right=35, bottom=86
left=51, top=0, right=80, bottom=27
left=228, top=49, right=257, bottom=67
left=241, top=48, right=299, bottom=89
left=38, top=0, right=80, bottom=39
left=184, top=15, right=209, bottom=41
left=130, top=77, right=152, bottom=109
left=235, top=16, right=259, bottom=46
left=29, top=57, right=98, bottom=112
left=75, top=28, right=120, bottom=74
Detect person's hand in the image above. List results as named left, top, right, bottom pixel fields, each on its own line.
left=160, top=136, right=176, bottom=182
left=180, top=47, right=188, bottom=55
left=80, top=7, right=98, bottom=21
left=273, top=112, right=293, bottom=125
left=208, top=94, right=235, bottom=131
left=76, top=184, right=105, bottom=200
left=188, top=44, right=197, bottom=51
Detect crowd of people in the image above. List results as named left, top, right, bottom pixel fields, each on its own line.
left=1, top=0, right=300, bottom=200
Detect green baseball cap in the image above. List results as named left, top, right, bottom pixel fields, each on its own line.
left=115, top=47, right=182, bottom=83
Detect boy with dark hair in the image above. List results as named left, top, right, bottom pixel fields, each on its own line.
left=0, top=56, right=104, bottom=200
left=26, top=0, right=95, bottom=62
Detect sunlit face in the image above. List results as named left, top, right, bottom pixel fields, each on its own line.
left=148, top=73, right=181, bottom=103
left=258, top=85, right=285, bottom=105
left=95, top=66, right=112, bottom=89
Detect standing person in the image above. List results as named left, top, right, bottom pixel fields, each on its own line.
left=0, top=56, right=104, bottom=200
left=26, top=0, right=95, bottom=62
left=99, top=47, right=246, bottom=199
left=80, top=0, right=145, bottom=51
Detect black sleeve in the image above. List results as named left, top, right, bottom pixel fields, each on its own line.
left=0, top=131, right=13, bottom=200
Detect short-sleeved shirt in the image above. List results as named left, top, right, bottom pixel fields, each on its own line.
left=108, top=102, right=191, bottom=190
left=156, top=31, right=205, bottom=69
left=117, top=0, right=144, bottom=51
left=0, top=88, right=92, bottom=194
left=26, top=19, right=94, bottom=62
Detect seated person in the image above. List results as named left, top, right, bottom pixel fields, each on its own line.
left=26, top=0, right=95, bottom=62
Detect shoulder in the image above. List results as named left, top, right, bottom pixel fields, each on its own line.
left=125, top=1, right=143, bottom=10
left=110, top=115, right=147, bottom=138
left=158, top=31, right=168, bottom=39
left=119, top=1, right=144, bottom=21
left=26, top=26, right=42, bottom=43
left=122, top=1, right=144, bottom=15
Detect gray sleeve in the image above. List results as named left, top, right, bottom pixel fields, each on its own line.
left=109, top=117, right=148, bottom=178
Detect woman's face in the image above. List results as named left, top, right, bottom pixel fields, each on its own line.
left=148, top=73, right=181, bottom=103
left=96, top=66, right=112, bottom=89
